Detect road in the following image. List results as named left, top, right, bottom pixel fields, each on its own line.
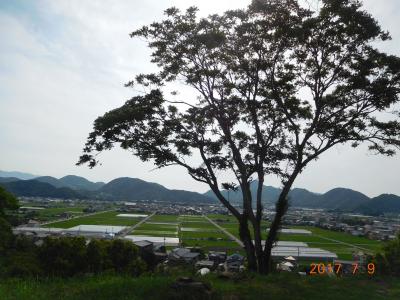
left=119, top=211, right=156, bottom=237
left=203, top=214, right=244, bottom=247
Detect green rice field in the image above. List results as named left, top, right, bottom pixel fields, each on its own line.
left=20, top=205, right=86, bottom=222
left=40, top=212, right=383, bottom=260
left=43, top=211, right=145, bottom=228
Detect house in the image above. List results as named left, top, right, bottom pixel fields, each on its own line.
left=208, top=251, right=227, bottom=265
left=133, top=240, right=154, bottom=254
left=195, top=260, right=216, bottom=270
left=227, top=253, right=244, bottom=264
left=277, top=261, right=295, bottom=272
left=168, top=248, right=201, bottom=265
left=226, top=253, right=245, bottom=272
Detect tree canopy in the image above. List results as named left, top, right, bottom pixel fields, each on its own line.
left=0, top=187, right=19, bottom=254
left=0, top=186, right=19, bottom=218
left=78, top=0, right=400, bottom=273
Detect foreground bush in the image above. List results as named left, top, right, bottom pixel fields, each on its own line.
left=376, top=233, right=400, bottom=276
left=1, top=236, right=146, bottom=278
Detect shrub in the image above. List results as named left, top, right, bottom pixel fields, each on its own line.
left=108, top=239, right=145, bottom=275
left=376, top=233, right=400, bottom=276
left=39, top=236, right=87, bottom=277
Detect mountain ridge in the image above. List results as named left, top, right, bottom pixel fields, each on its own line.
left=0, top=176, right=213, bottom=204
left=204, top=182, right=400, bottom=215
left=1, top=172, right=399, bottom=214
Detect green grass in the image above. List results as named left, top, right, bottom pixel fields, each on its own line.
left=130, top=230, right=178, bottom=237
left=280, top=234, right=329, bottom=243
left=43, top=211, right=142, bottom=228
left=207, top=214, right=238, bottom=222
left=1, top=273, right=399, bottom=300
left=220, top=224, right=269, bottom=240
left=178, top=216, right=205, bottom=221
left=39, top=207, right=84, bottom=215
left=181, top=222, right=216, bottom=229
left=135, top=223, right=177, bottom=231
left=181, top=230, right=227, bottom=239
left=182, top=239, right=238, bottom=247
left=299, top=226, right=381, bottom=245
left=150, top=215, right=180, bottom=222
left=21, top=206, right=86, bottom=222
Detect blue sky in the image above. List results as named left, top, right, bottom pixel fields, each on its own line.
left=0, top=0, right=399, bottom=197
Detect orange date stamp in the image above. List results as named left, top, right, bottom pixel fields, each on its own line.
left=309, top=263, right=375, bottom=275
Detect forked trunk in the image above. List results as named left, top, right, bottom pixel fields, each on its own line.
left=263, top=188, right=291, bottom=274
left=239, top=219, right=257, bottom=271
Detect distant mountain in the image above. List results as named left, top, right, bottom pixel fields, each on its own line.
left=2, top=171, right=399, bottom=214
left=0, top=177, right=21, bottom=183
left=357, top=194, right=400, bottom=215
left=289, top=188, right=321, bottom=207
left=0, top=170, right=38, bottom=180
left=0, top=174, right=211, bottom=203
left=59, top=175, right=105, bottom=191
left=100, top=177, right=213, bottom=203
left=204, top=182, right=281, bottom=204
left=23, top=175, right=104, bottom=191
left=317, top=188, right=369, bottom=211
left=35, top=176, right=65, bottom=188
left=204, top=182, right=399, bottom=215
left=0, top=180, right=84, bottom=199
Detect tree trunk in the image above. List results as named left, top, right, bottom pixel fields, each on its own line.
left=262, top=182, right=294, bottom=274
left=252, top=174, right=266, bottom=273
left=253, top=219, right=267, bottom=273
left=239, top=218, right=257, bottom=271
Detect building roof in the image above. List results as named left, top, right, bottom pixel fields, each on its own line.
left=275, top=241, right=308, bottom=247
left=133, top=240, right=153, bottom=248
left=282, top=261, right=294, bottom=267
left=266, top=228, right=312, bottom=235
left=227, top=253, right=244, bottom=263
left=271, top=246, right=337, bottom=260
left=172, top=248, right=190, bottom=257
left=170, top=248, right=200, bottom=260
left=66, top=225, right=127, bottom=234
left=196, top=260, right=215, bottom=267
left=117, top=213, right=148, bottom=218
left=124, top=235, right=179, bottom=246
left=284, top=256, right=296, bottom=261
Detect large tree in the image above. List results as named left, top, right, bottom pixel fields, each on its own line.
left=78, top=0, right=400, bottom=273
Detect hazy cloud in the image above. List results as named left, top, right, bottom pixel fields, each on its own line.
left=0, top=0, right=399, bottom=197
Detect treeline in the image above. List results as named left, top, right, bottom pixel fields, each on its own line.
left=2, top=236, right=148, bottom=278
left=0, top=186, right=152, bottom=278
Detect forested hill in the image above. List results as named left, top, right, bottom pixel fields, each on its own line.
left=98, top=177, right=213, bottom=203
left=204, top=181, right=400, bottom=215
left=1, top=172, right=399, bottom=213
left=0, top=179, right=85, bottom=199
left=0, top=175, right=213, bottom=204
left=35, top=175, right=105, bottom=191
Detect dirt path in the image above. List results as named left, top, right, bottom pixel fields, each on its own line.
left=119, top=212, right=157, bottom=237
left=314, top=234, right=374, bottom=253
left=203, top=214, right=244, bottom=247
